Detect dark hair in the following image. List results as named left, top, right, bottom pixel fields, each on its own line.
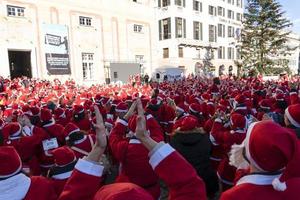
left=73, top=111, right=85, bottom=122
left=30, top=116, right=40, bottom=126
left=66, top=131, right=84, bottom=146
left=0, top=130, right=3, bottom=146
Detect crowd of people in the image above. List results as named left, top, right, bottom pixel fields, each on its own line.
left=0, top=74, right=300, bottom=200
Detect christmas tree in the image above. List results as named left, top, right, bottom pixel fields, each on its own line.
left=241, top=0, right=292, bottom=75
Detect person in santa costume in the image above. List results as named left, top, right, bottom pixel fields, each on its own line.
left=63, top=122, right=96, bottom=159
left=0, top=146, right=57, bottom=200
left=72, top=105, right=92, bottom=132
left=210, top=113, right=247, bottom=191
left=109, top=100, right=164, bottom=199
left=221, top=121, right=300, bottom=200
left=48, top=146, right=77, bottom=196
left=2, top=119, right=47, bottom=176
left=170, top=115, right=219, bottom=198
left=58, top=99, right=206, bottom=200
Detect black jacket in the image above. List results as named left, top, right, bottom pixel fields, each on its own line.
left=170, top=130, right=219, bottom=196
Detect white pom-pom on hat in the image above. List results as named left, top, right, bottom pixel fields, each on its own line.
left=272, top=177, right=287, bottom=191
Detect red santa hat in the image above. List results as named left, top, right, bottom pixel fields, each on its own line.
left=259, top=99, right=272, bottom=110
left=54, top=107, right=66, bottom=118
left=2, top=122, right=22, bottom=139
left=285, top=104, right=300, bottom=128
left=73, top=105, right=85, bottom=115
left=40, top=108, right=54, bottom=124
left=176, top=102, right=187, bottom=113
left=275, top=93, right=285, bottom=101
left=21, top=104, right=32, bottom=116
left=63, top=122, right=81, bottom=138
left=177, top=116, right=198, bottom=132
left=94, top=182, right=153, bottom=200
left=30, top=106, right=40, bottom=116
left=0, top=146, right=22, bottom=179
left=115, top=102, right=128, bottom=113
left=51, top=146, right=76, bottom=167
left=243, top=121, right=300, bottom=191
left=234, top=94, right=246, bottom=105
left=189, top=103, right=200, bottom=114
left=230, top=113, right=246, bottom=131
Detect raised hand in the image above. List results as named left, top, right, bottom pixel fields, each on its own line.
left=93, top=105, right=107, bottom=149
left=124, top=100, right=137, bottom=121
left=84, top=106, right=107, bottom=163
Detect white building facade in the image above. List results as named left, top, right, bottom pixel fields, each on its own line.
left=0, top=0, right=155, bottom=84
left=154, top=0, right=244, bottom=76
left=286, top=33, right=300, bottom=75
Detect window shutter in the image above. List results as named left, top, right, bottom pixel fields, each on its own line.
left=158, top=0, right=161, bottom=7
left=183, top=18, right=186, bottom=38
left=183, top=0, right=185, bottom=7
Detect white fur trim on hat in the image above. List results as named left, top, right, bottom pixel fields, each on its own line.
left=115, top=108, right=128, bottom=113
left=243, top=122, right=266, bottom=172
left=285, top=108, right=300, bottom=128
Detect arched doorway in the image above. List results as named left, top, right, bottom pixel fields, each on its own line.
left=219, top=65, right=225, bottom=76
left=228, top=65, right=233, bottom=76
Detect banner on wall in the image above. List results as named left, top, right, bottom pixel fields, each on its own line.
left=42, top=24, right=71, bottom=75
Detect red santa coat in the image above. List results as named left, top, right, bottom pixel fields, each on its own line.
left=221, top=173, right=300, bottom=200
left=58, top=143, right=206, bottom=200
left=109, top=117, right=164, bottom=199
left=0, top=173, right=57, bottom=200
left=73, top=118, right=91, bottom=132
left=5, top=126, right=48, bottom=175
left=69, top=134, right=96, bottom=159
left=49, top=170, right=73, bottom=196
left=37, top=123, right=65, bottom=171
left=210, top=120, right=246, bottom=185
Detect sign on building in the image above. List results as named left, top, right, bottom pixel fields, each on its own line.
left=42, top=24, right=71, bottom=75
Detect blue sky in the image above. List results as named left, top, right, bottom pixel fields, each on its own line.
left=278, top=0, right=300, bottom=34
left=244, top=0, right=300, bottom=34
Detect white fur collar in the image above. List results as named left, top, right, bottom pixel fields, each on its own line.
left=0, top=173, right=31, bottom=200
left=52, top=171, right=72, bottom=180
left=237, top=173, right=281, bottom=186
left=74, top=135, right=87, bottom=145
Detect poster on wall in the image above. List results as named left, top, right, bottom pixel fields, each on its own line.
left=42, top=24, right=71, bottom=75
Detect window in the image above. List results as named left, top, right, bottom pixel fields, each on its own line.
left=163, top=48, right=169, bottom=58
left=218, top=6, right=225, bottom=17
left=218, top=24, right=225, bottom=38
left=135, top=55, right=144, bottom=63
left=175, top=0, right=185, bottom=7
left=79, top=16, right=92, bottom=26
left=236, top=48, right=241, bottom=59
left=228, top=26, right=235, bottom=37
left=228, top=0, right=235, bottom=5
left=193, top=0, right=202, bottom=12
left=209, top=5, right=216, bottom=16
left=175, top=17, right=186, bottom=38
left=159, top=18, right=171, bottom=40
left=236, top=13, right=242, bottom=21
left=218, top=46, right=225, bottom=59
left=158, top=0, right=170, bottom=7
left=209, top=25, right=217, bottom=42
left=227, top=47, right=234, bottom=59
left=193, top=21, right=203, bottom=40
left=237, top=0, right=242, bottom=7
left=113, top=72, right=118, bottom=79
left=178, top=47, right=184, bottom=57
left=228, top=10, right=234, bottom=20
left=133, top=24, right=143, bottom=33
left=7, top=5, right=25, bottom=17
left=82, top=53, right=94, bottom=80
